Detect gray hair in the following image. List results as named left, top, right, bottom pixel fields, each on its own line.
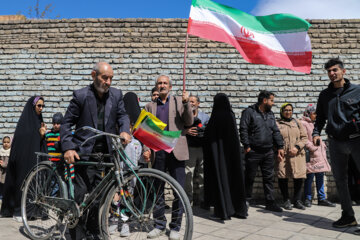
left=155, top=75, right=172, bottom=86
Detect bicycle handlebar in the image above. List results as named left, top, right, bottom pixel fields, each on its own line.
left=75, top=126, right=125, bottom=147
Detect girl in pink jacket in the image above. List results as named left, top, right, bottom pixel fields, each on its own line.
left=300, top=104, right=335, bottom=207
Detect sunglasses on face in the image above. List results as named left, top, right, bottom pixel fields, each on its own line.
left=36, top=104, right=45, bottom=108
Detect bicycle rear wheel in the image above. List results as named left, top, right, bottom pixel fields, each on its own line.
left=100, top=168, right=193, bottom=240
left=21, top=163, right=65, bottom=240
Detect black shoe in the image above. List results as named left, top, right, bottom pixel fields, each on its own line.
left=265, top=203, right=283, bottom=212
left=294, top=200, right=306, bottom=210
left=304, top=199, right=312, bottom=208
left=200, top=202, right=210, bottom=210
left=318, top=199, right=336, bottom=207
left=283, top=199, right=293, bottom=210
left=332, top=215, right=358, bottom=228
left=354, top=229, right=360, bottom=235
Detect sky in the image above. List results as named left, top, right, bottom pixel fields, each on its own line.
left=0, top=0, right=359, bottom=19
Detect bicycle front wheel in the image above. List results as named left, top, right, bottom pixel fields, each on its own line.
left=101, top=168, right=193, bottom=240
left=21, top=163, right=65, bottom=240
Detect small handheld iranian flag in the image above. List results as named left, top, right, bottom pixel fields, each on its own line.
left=133, top=116, right=181, bottom=153
left=187, top=0, right=312, bottom=73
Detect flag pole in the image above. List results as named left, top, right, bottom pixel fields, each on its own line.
left=183, top=32, right=189, bottom=92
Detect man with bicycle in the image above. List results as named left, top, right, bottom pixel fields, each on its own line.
left=61, top=62, right=131, bottom=240
left=143, top=75, right=193, bottom=240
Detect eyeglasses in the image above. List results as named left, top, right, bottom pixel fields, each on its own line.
left=283, top=109, right=292, bottom=112
left=36, top=104, right=45, bottom=108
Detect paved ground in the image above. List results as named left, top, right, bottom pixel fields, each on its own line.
left=0, top=202, right=359, bottom=239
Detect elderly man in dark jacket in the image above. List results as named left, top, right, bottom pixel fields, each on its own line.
left=240, top=90, right=284, bottom=212
left=61, top=62, right=130, bottom=240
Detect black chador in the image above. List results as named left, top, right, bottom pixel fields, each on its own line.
left=203, top=93, right=247, bottom=220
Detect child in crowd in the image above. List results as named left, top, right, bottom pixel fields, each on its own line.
left=110, top=92, right=143, bottom=237
left=300, top=104, right=335, bottom=207
left=0, top=136, right=11, bottom=199
left=109, top=121, right=144, bottom=237
left=45, top=113, right=63, bottom=162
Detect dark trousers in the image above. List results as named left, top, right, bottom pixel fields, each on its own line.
left=329, top=137, right=360, bottom=218
left=245, top=149, right=275, bottom=203
left=152, top=150, right=185, bottom=231
left=278, top=178, right=303, bottom=202
left=68, top=165, right=104, bottom=240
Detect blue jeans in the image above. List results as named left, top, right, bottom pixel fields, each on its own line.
left=304, top=172, right=326, bottom=201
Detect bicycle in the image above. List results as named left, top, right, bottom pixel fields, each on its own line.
left=21, top=126, right=193, bottom=240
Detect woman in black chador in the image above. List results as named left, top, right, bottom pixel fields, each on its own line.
left=1, top=96, right=46, bottom=221
left=203, top=93, right=247, bottom=220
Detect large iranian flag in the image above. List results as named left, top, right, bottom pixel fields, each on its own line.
left=187, top=0, right=312, bottom=73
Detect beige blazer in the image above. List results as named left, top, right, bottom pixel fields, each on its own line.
left=144, top=95, right=193, bottom=161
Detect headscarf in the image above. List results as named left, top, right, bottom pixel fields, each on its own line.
left=304, top=104, right=316, bottom=117
left=280, top=102, right=293, bottom=121
left=123, top=92, right=141, bottom=126
left=32, top=96, right=44, bottom=107
left=211, top=93, right=233, bottom=115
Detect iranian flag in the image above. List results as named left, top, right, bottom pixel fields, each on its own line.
left=133, top=116, right=181, bottom=153
left=187, top=0, right=312, bottom=73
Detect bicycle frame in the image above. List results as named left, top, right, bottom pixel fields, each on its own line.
left=31, top=126, right=149, bottom=220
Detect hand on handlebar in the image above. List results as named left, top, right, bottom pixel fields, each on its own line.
left=64, top=150, right=80, bottom=164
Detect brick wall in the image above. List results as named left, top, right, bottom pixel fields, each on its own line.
left=0, top=18, right=359, bottom=200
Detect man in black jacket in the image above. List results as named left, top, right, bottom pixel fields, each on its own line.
left=313, top=58, right=360, bottom=229
left=61, top=62, right=131, bottom=239
left=240, top=90, right=284, bottom=212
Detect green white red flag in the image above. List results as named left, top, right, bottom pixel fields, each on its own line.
left=133, top=116, right=181, bottom=153
left=187, top=0, right=312, bottom=73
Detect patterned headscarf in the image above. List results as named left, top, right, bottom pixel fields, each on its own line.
left=304, top=104, right=316, bottom=117
left=280, top=102, right=293, bottom=120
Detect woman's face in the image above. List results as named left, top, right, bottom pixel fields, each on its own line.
left=35, top=99, right=44, bottom=115
left=309, top=112, right=317, bottom=122
left=282, top=105, right=293, bottom=119
left=2, top=137, right=10, bottom=150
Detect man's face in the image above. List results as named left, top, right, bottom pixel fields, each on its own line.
left=189, top=96, right=199, bottom=111
left=263, top=95, right=274, bottom=112
left=327, top=64, right=345, bottom=83
left=53, top=123, right=61, bottom=132
left=151, top=90, right=159, bottom=102
left=156, top=76, right=172, bottom=97
left=92, top=64, right=113, bottom=95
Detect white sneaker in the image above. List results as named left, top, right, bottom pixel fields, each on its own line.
left=13, top=216, right=22, bottom=223
left=169, top=230, right=180, bottom=240
left=147, top=228, right=165, bottom=239
left=120, top=223, right=130, bottom=237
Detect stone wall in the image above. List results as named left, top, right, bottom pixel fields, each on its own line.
left=0, top=18, right=359, bottom=200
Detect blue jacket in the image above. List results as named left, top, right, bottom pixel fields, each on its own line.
left=60, top=85, right=130, bottom=158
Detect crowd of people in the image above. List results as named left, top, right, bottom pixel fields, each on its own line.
left=0, top=58, right=359, bottom=239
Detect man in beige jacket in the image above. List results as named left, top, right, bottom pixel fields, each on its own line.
left=143, top=75, right=193, bottom=240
